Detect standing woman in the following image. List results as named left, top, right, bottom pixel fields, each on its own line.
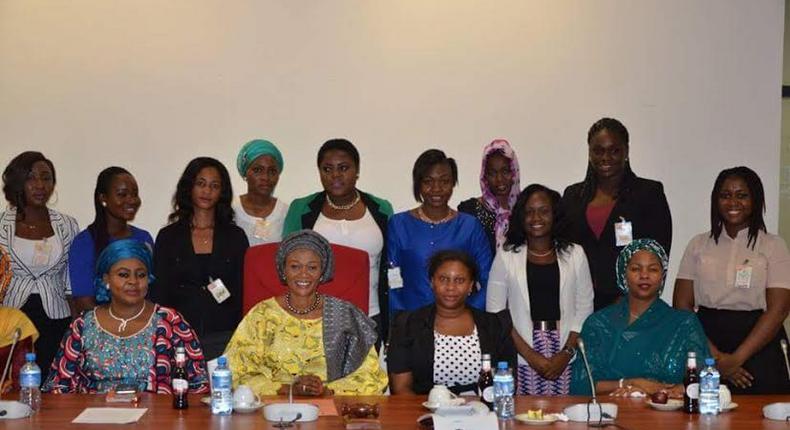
left=561, top=118, right=672, bottom=310
left=387, top=149, right=492, bottom=314
left=69, top=167, right=153, bottom=311
left=458, top=139, right=521, bottom=254
left=0, top=151, right=79, bottom=375
left=674, top=167, right=790, bottom=394
left=487, top=184, right=594, bottom=396
left=150, top=157, right=249, bottom=360
left=283, top=139, right=393, bottom=341
left=233, top=139, right=289, bottom=246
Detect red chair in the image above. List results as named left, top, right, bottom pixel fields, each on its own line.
left=243, top=242, right=370, bottom=315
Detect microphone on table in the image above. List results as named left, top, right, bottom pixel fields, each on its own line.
left=0, top=328, right=31, bottom=419
left=563, top=338, right=619, bottom=426
left=781, top=339, right=789, bottom=381
left=762, top=339, right=790, bottom=421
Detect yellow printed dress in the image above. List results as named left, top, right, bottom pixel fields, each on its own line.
left=224, top=297, right=387, bottom=395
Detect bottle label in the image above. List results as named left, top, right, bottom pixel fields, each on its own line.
left=686, top=383, right=699, bottom=399
left=172, top=378, right=188, bottom=394
left=20, top=371, right=41, bottom=388
left=482, top=386, right=495, bottom=403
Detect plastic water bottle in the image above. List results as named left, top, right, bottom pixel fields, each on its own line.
left=699, top=357, right=720, bottom=415
left=19, top=352, right=41, bottom=414
left=493, top=361, right=514, bottom=420
left=210, top=356, right=233, bottom=415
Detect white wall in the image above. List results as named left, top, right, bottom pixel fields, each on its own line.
left=0, top=1, right=784, bottom=300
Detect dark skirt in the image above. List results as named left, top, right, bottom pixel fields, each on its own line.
left=20, top=295, right=71, bottom=380
left=697, top=306, right=790, bottom=394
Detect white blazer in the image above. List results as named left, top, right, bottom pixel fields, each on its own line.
left=486, top=243, right=594, bottom=366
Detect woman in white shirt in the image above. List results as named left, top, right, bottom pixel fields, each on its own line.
left=233, top=139, right=289, bottom=246
left=487, top=184, right=594, bottom=395
left=674, top=166, right=790, bottom=394
left=0, top=151, right=79, bottom=377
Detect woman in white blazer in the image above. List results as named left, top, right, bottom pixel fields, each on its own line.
left=487, top=184, right=593, bottom=396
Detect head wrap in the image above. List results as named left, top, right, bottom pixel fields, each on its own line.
left=275, top=230, right=334, bottom=284
left=0, top=247, right=11, bottom=303
left=615, top=238, right=669, bottom=295
left=94, top=239, right=155, bottom=304
left=236, top=139, right=284, bottom=177
left=480, top=139, right=521, bottom=248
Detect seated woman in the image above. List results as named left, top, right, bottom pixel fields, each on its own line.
left=0, top=248, right=39, bottom=395
left=388, top=250, right=516, bottom=395
left=570, top=239, right=709, bottom=397
left=43, top=239, right=208, bottom=394
left=224, top=230, right=387, bottom=396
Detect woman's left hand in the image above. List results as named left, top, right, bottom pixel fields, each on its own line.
left=295, top=375, right=325, bottom=396
left=543, top=353, right=571, bottom=380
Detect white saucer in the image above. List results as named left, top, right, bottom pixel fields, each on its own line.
left=515, top=413, right=559, bottom=426
left=721, top=402, right=738, bottom=412
left=234, top=401, right=264, bottom=413
left=200, top=396, right=211, bottom=406
left=422, top=399, right=465, bottom=412
left=646, top=399, right=683, bottom=411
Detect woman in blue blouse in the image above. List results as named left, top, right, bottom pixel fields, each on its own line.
left=70, top=167, right=154, bottom=312
left=387, top=149, right=493, bottom=314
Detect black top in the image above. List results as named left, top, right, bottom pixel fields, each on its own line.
left=149, top=220, right=249, bottom=358
left=527, top=261, right=561, bottom=321
left=560, top=176, right=672, bottom=311
left=457, top=198, right=496, bottom=255
left=387, top=305, right=517, bottom=395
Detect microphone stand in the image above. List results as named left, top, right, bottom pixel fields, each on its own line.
left=781, top=339, right=789, bottom=381
left=578, top=339, right=605, bottom=427
left=0, top=328, right=21, bottom=399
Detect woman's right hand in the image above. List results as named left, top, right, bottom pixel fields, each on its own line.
left=294, top=374, right=325, bottom=396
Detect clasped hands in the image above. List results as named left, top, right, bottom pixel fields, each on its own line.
left=278, top=374, right=334, bottom=397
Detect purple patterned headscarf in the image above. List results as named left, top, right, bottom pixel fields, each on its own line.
left=480, top=139, right=521, bottom=248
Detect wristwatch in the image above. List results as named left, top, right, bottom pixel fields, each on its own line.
left=561, top=345, right=576, bottom=358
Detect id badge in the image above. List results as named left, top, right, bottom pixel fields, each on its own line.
left=734, top=262, right=752, bottom=289
left=207, top=278, right=231, bottom=304
left=614, top=217, right=633, bottom=247
left=388, top=266, right=404, bottom=289
left=253, top=219, right=270, bottom=240
left=33, top=240, right=52, bottom=266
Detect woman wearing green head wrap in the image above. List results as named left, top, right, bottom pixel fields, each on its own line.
left=570, top=239, right=709, bottom=397
left=233, top=139, right=290, bottom=246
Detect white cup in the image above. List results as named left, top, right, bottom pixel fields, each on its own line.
left=428, top=385, right=458, bottom=406
left=233, top=385, right=260, bottom=408
left=719, top=385, right=731, bottom=408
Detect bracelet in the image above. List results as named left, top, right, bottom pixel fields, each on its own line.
left=561, top=345, right=576, bottom=357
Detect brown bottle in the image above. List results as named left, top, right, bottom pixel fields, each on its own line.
left=172, top=346, right=189, bottom=409
left=478, top=353, right=494, bottom=410
left=683, top=351, right=699, bottom=414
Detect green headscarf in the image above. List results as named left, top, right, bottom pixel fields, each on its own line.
left=236, top=139, right=284, bottom=177
left=615, top=238, right=669, bottom=295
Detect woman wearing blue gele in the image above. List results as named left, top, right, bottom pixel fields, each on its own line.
left=570, top=239, right=709, bottom=397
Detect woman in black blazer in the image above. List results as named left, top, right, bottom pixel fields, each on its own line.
left=150, top=157, right=249, bottom=359
left=387, top=250, right=515, bottom=395
left=560, top=118, right=672, bottom=310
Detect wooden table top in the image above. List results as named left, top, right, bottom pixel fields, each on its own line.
left=1, top=394, right=788, bottom=429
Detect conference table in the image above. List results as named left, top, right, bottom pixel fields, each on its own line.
left=3, top=394, right=788, bottom=429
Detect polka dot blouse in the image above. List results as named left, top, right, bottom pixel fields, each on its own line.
left=432, top=327, right=482, bottom=388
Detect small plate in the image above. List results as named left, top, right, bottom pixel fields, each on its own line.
left=200, top=396, right=211, bottom=406
left=234, top=401, right=264, bottom=414
left=515, top=413, right=559, bottom=425
left=721, top=402, right=738, bottom=412
left=647, top=399, right=683, bottom=411
left=422, top=399, right=465, bottom=412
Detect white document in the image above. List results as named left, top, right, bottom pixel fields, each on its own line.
left=433, top=412, right=498, bottom=430
left=72, top=407, right=148, bottom=424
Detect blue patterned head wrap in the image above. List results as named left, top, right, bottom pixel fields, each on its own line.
left=615, top=238, right=669, bottom=295
left=275, top=230, right=334, bottom=285
left=236, top=139, right=284, bottom=177
left=94, top=239, right=155, bottom=304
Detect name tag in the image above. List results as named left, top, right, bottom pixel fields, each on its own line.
left=614, top=217, right=633, bottom=247
left=734, top=262, right=752, bottom=289
left=388, top=267, right=404, bottom=289
left=207, top=278, right=231, bottom=303
left=33, top=240, right=52, bottom=266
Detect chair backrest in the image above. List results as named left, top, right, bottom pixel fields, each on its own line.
left=243, top=242, right=370, bottom=315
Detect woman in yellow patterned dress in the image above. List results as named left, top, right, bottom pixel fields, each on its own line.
left=224, top=230, right=387, bottom=396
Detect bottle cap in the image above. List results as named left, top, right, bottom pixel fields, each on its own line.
left=704, top=358, right=715, bottom=366
left=481, top=353, right=491, bottom=360
left=687, top=351, right=696, bottom=357
left=25, top=352, right=36, bottom=362
left=497, top=361, right=508, bottom=370
left=217, top=356, right=227, bottom=366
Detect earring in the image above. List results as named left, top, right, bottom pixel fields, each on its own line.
left=101, top=201, right=107, bottom=207
left=105, top=283, right=110, bottom=290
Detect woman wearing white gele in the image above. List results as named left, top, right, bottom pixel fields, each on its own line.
left=233, top=139, right=289, bottom=246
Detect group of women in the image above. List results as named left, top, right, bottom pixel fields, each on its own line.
left=0, top=117, right=787, bottom=400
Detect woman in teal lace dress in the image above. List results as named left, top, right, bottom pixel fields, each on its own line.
left=570, top=239, right=709, bottom=397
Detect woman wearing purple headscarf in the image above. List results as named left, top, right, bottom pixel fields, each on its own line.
left=458, top=139, right=521, bottom=254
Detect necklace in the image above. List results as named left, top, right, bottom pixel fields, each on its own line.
left=527, top=247, right=555, bottom=257
left=326, top=191, right=360, bottom=211
left=417, top=206, right=454, bottom=224
left=108, top=302, right=147, bottom=332
left=284, top=292, right=322, bottom=315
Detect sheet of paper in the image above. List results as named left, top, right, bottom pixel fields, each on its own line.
left=433, top=412, right=498, bottom=430
left=72, top=407, right=148, bottom=424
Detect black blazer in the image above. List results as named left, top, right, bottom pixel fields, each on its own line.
left=387, top=305, right=517, bottom=395
left=296, top=190, right=392, bottom=342
left=561, top=176, right=672, bottom=310
left=150, top=220, right=249, bottom=354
